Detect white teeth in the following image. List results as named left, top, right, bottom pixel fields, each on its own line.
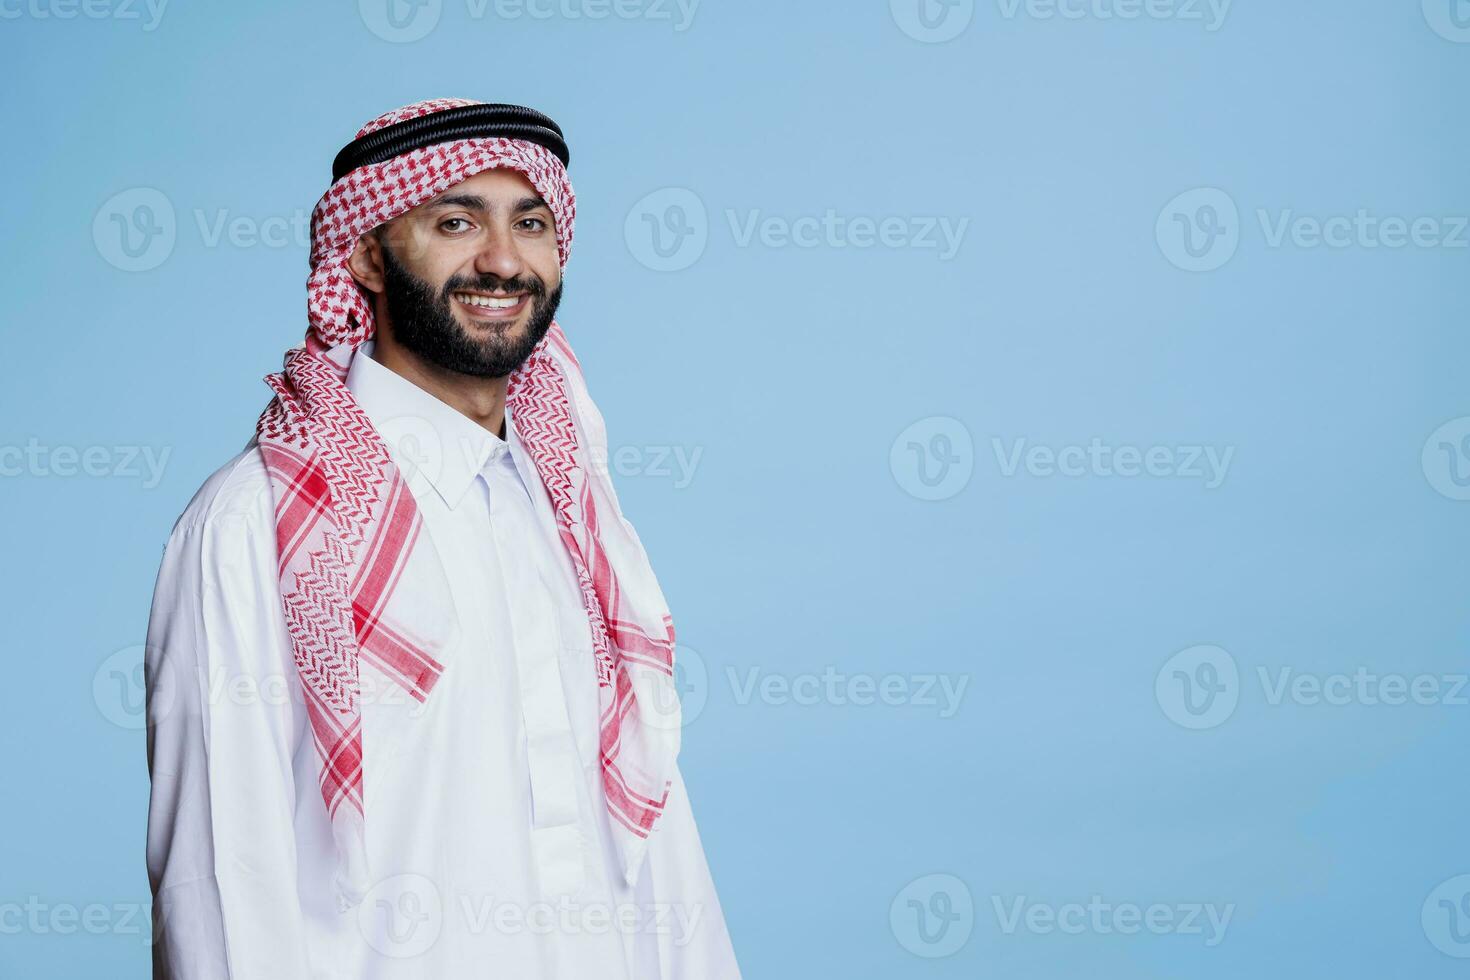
left=454, top=292, right=522, bottom=309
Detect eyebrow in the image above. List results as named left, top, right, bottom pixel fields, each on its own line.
left=425, top=193, right=550, bottom=215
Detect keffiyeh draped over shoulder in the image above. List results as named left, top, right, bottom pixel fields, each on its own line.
left=253, top=98, right=680, bottom=911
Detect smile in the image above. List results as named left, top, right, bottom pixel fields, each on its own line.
left=452, top=291, right=529, bottom=319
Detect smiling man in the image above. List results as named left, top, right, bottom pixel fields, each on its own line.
left=142, top=99, right=741, bottom=979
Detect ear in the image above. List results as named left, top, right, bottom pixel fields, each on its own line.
left=345, top=229, right=387, bottom=294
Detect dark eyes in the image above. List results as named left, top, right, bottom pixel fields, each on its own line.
left=438, top=216, right=548, bottom=234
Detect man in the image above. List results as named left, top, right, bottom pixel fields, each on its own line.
left=143, top=99, right=741, bottom=979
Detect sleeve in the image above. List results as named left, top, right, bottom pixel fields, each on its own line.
left=143, top=503, right=316, bottom=979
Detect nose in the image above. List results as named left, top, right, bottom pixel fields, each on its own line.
left=471, top=225, right=523, bottom=284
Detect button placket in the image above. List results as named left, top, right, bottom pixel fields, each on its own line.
left=479, top=457, right=586, bottom=899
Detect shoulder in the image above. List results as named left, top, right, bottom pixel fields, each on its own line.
left=148, top=441, right=282, bottom=633
left=167, top=440, right=275, bottom=544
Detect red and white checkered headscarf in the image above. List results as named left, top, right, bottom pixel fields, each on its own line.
left=255, top=98, right=680, bottom=910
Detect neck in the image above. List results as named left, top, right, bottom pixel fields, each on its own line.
left=369, top=331, right=508, bottom=440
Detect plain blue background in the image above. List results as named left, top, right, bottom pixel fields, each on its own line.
left=3, top=0, right=1469, bottom=976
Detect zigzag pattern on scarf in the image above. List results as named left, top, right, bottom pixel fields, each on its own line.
left=281, top=533, right=359, bottom=712
left=509, top=349, right=618, bottom=687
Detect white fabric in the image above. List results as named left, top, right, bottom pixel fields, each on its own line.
left=144, top=342, right=740, bottom=979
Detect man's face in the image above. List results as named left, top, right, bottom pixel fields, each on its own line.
left=364, top=168, right=563, bottom=378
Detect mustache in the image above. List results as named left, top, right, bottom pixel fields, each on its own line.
left=440, top=273, right=547, bottom=299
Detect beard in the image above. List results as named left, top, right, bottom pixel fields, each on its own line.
left=378, top=241, right=562, bottom=378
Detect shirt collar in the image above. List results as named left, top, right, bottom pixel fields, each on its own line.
left=345, top=340, right=518, bottom=511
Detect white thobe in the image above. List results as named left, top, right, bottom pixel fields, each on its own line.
left=143, top=341, right=741, bottom=979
